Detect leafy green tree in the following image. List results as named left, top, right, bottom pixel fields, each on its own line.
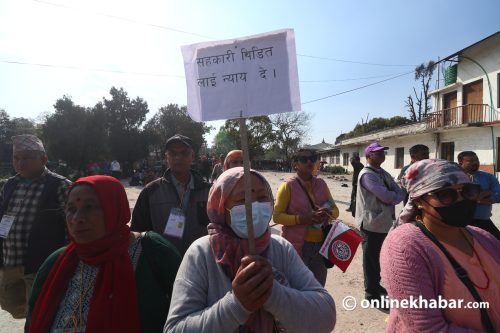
left=336, top=116, right=411, bottom=142
left=102, top=87, right=150, bottom=174
left=41, top=96, right=90, bottom=168
left=144, top=104, right=211, bottom=155
left=212, top=127, right=237, bottom=156
left=219, top=116, right=274, bottom=159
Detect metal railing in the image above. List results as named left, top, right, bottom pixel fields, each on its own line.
left=425, top=104, right=493, bottom=129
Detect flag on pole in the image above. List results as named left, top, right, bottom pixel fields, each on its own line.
left=319, top=220, right=363, bottom=272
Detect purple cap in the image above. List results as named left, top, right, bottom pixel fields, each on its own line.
left=364, top=142, right=389, bottom=157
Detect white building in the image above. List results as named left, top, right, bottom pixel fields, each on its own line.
left=318, top=31, right=500, bottom=178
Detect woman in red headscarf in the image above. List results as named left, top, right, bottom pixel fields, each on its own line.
left=25, top=175, right=181, bottom=333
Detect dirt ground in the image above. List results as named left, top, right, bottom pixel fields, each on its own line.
left=2, top=170, right=498, bottom=332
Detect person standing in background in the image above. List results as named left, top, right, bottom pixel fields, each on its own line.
left=347, top=155, right=364, bottom=215
left=356, top=142, right=405, bottom=304
left=0, top=135, right=70, bottom=319
left=458, top=151, right=500, bottom=239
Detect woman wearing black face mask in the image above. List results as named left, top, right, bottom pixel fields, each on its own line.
left=381, top=159, right=500, bottom=333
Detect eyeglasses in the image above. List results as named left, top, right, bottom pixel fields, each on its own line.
left=297, top=155, right=318, bottom=163
left=426, top=183, right=480, bottom=205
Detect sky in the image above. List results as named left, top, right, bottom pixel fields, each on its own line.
left=1, top=0, right=499, bottom=147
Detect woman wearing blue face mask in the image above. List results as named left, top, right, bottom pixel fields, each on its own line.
left=165, top=167, right=336, bottom=333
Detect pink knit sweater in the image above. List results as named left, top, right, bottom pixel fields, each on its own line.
left=380, top=223, right=500, bottom=333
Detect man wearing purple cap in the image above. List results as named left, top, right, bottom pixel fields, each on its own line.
left=0, top=135, right=70, bottom=318
left=355, top=142, right=405, bottom=306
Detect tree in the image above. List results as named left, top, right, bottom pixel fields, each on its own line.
left=270, top=112, right=311, bottom=160
left=103, top=87, right=148, bottom=131
left=144, top=104, right=211, bottom=156
left=406, top=61, right=436, bottom=122
left=218, top=116, right=274, bottom=159
left=0, top=109, right=37, bottom=166
left=102, top=87, right=150, bottom=173
left=41, top=96, right=92, bottom=169
left=0, top=109, right=9, bottom=143
left=336, top=116, right=411, bottom=142
left=212, top=127, right=237, bottom=156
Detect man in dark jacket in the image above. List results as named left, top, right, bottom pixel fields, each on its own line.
left=347, top=156, right=364, bottom=215
left=0, top=135, right=70, bottom=318
left=131, top=134, right=211, bottom=256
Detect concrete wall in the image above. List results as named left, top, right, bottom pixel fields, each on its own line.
left=320, top=123, right=500, bottom=178
left=433, top=33, right=500, bottom=116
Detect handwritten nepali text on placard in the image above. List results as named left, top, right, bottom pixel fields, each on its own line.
left=181, top=29, right=300, bottom=122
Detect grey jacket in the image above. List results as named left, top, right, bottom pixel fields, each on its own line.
left=131, top=169, right=211, bottom=256
left=165, top=235, right=336, bottom=333
left=355, top=166, right=401, bottom=233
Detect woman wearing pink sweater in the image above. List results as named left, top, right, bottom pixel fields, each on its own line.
left=381, top=159, right=499, bottom=333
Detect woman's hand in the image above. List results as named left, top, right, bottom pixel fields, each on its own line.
left=299, top=210, right=325, bottom=225
left=232, top=255, right=274, bottom=313
left=316, top=208, right=331, bottom=225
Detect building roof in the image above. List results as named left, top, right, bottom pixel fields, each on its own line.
left=441, top=31, right=500, bottom=61
left=302, top=138, right=333, bottom=151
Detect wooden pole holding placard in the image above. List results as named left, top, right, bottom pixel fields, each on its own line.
left=238, top=116, right=256, bottom=254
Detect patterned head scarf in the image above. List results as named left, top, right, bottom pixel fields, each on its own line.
left=397, top=159, right=471, bottom=224
left=207, top=167, right=274, bottom=332
left=12, top=135, right=45, bottom=153
left=207, top=166, right=273, bottom=225
left=223, top=150, right=244, bottom=171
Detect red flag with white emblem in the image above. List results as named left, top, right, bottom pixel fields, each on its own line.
left=319, top=220, right=363, bottom=272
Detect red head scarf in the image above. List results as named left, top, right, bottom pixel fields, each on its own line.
left=28, top=176, right=141, bottom=333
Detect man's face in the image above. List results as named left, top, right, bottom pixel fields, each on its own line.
left=367, top=150, right=386, bottom=165
left=412, top=149, right=429, bottom=162
left=165, top=142, right=194, bottom=174
left=13, top=150, right=47, bottom=178
left=460, top=154, right=480, bottom=173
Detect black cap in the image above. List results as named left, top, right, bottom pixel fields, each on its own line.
left=165, top=134, right=194, bottom=151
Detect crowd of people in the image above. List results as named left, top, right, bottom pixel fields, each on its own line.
left=0, top=133, right=498, bottom=332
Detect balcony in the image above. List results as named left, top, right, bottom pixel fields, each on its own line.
left=425, top=104, right=494, bottom=129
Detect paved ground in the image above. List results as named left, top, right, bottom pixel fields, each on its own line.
left=2, top=170, right=498, bottom=332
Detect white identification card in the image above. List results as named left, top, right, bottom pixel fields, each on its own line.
left=0, top=215, right=15, bottom=238
left=163, top=208, right=186, bottom=239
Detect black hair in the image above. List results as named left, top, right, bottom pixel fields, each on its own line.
left=457, top=151, right=477, bottom=163
left=292, top=148, right=317, bottom=161
left=409, top=144, right=429, bottom=156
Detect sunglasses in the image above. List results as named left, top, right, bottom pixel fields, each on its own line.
left=426, top=183, right=480, bottom=205
left=297, top=155, right=318, bottom=163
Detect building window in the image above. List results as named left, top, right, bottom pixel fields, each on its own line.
left=332, top=151, right=340, bottom=164
left=395, top=147, right=405, bottom=169
left=343, top=153, right=349, bottom=166
left=441, top=142, right=455, bottom=162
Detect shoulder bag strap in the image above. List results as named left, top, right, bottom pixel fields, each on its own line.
left=294, top=178, right=317, bottom=210
left=413, top=222, right=494, bottom=333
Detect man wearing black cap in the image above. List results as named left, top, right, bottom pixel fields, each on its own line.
left=131, top=134, right=211, bottom=256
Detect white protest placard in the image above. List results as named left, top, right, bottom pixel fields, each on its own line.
left=181, top=28, right=301, bottom=121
